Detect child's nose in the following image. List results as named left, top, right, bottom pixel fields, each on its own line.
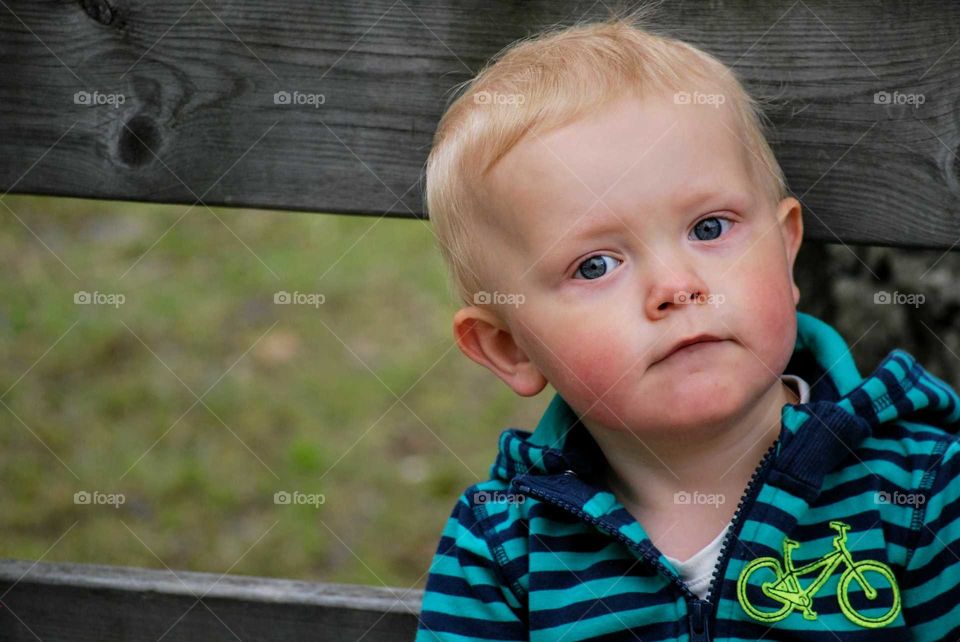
left=644, top=268, right=711, bottom=320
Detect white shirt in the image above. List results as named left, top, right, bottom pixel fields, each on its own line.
left=663, top=374, right=811, bottom=599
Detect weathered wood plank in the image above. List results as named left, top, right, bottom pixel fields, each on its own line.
left=0, top=0, right=959, bottom=246
left=0, top=559, right=422, bottom=641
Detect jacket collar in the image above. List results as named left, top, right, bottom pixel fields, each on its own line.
left=491, top=311, right=960, bottom=489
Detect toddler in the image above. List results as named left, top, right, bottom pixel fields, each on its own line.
left=415, top=13, right=960, bottom=641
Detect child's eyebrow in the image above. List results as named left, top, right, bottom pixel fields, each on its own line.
left=677, top=186, right=729, bottom=211
left=559, top=213, right=627, bottom=248
left=560, top=186, right=735, bottom=246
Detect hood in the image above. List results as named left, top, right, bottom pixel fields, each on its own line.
left=490, top=311, right=960, bottom=487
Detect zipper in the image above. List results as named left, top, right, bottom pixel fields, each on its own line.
left=702, top=435, right=781, bottom=636
left=689, top=599, right=710, bottom=641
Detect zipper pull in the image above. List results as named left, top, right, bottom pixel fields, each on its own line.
left=688, top=599, right=711, bottom=641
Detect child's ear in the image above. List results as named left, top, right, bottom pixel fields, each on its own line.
left=452, top=306, right=548, bottom=397
left=776, top=196, right=804, bottom=305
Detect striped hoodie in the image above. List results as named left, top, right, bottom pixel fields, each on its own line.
left=416, top=311, right=960, bottom=641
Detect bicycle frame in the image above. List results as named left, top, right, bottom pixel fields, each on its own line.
left=766, top=536, right=868, bottom=610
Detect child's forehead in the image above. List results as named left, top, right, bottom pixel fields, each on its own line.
left=509, top=90, right=741, bottom=172
left=482, top=92, right=755, bottom=246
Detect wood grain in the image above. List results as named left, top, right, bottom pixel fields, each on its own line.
left=0, top=1, right=958, bottom=248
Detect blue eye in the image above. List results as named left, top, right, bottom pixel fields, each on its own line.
left=573, top=254, right=621, bottom=280
left=690, top=216, right=733, bottom=241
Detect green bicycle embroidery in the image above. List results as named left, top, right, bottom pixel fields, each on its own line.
left=737, top=520, right=900, bottom=628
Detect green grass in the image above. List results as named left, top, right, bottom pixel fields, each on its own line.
left=0, top=195, right=548, bottom=588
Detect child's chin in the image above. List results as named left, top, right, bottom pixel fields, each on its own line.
left=653, top=367, right=739, bottom=398
left=654, top=380, right=750, bottom=423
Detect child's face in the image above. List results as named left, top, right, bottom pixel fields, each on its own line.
left=459, top=90, right=804, bottom=436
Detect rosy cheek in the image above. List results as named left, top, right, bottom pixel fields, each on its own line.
left=724, top=240, right=793, bottom=314
left=731, top=268, right=797, bottom=369
left=753, top=269, right=795, bottom=322
left=743, top=279, right=787, bottom=323
left=545, top=332, right=642, bottom=420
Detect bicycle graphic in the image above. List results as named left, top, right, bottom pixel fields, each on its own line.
left=737, top=520, right=900, bottom=628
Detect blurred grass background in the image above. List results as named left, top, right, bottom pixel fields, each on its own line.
left=0, top=194, right=548, bottom=588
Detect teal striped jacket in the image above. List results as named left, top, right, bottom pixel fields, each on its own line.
left=415, top=311, right=960, bottom=641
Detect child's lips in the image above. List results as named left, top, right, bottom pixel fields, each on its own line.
left=652, top=337, right=727, bottom=365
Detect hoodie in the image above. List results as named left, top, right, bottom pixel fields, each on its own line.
left=416, top=311, right=960, bottom=641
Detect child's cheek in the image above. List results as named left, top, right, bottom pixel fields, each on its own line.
left=549, top=333, right=638, bottom=420
left=736, top=272, right=798, bottom=366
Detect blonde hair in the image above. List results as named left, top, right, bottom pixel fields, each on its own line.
left=424, top=8, right=788, bottom=307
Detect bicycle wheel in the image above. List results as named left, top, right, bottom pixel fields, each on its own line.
left=838, top=561, right=901, bottom=627
left=737, top=558, right=792, bottom=623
